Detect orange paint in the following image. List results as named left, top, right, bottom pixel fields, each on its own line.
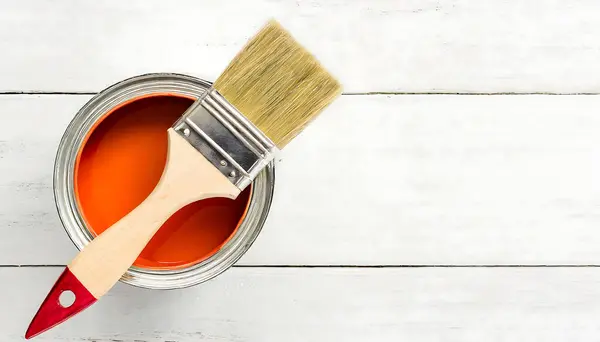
left=74, top=94, right=251, bottom=270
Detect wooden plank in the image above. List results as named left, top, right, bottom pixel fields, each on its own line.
left=0, top=95, right=90, bottom=265
left=5, top=267, right=600, bottom=341
left=3, top=94, right=600, bottom=266
left=2, top=0, right=600, bottom=93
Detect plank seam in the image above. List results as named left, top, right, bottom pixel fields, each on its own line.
left=3, top=265, right=600, bottom=268
left=344, top=92, right=600, bottom=95
left=2, top=92, right=600, bottom=96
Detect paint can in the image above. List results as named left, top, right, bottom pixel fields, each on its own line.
left=53, top=73, right=275, bottom=290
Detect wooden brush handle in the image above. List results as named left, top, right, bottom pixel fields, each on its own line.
left=71, top=128, right=241, bottom=298
left=26, top=129, right=241, bottom=338
left=70, top=184, right=192, bottom=298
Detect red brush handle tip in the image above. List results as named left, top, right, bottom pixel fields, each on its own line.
left=25, top=267, right=97, bottom=339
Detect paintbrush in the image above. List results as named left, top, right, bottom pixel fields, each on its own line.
left=26, top=19, right=341, bottom=339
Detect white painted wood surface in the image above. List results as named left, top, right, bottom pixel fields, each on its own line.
left=4, top=267, right=600, bottom=342
left=3, top=94, right=600, bottom=266
left=3, top=0, right=600, bottom=341
left=3, top=0, right=600, bottom=93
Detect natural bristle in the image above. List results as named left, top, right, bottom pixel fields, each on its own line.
left=213, top=19, right=342, bottom=148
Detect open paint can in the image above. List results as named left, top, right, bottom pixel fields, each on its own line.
left=53, top=73, right=275, bottom=290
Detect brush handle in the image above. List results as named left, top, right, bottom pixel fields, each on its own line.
left=26, top=128, right=240, bottom=338
left=71, top=128, right=240, bottom=296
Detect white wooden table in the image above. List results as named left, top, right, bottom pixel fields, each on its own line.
left=3, top=1, right=600, bottom=341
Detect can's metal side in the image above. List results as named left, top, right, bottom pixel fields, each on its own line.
left=53, top=73, right=275, bottom=290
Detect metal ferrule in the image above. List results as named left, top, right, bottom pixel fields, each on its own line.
left=173, top=88, right=279, bottom=191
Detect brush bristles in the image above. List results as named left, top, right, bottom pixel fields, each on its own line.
left=213, top=20, right=342, bottom=149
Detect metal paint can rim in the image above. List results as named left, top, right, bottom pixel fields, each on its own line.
left=53, top=73, right=275, bottom=290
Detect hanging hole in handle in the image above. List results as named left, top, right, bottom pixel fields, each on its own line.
left=59, top=290, right=76, bottom=308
